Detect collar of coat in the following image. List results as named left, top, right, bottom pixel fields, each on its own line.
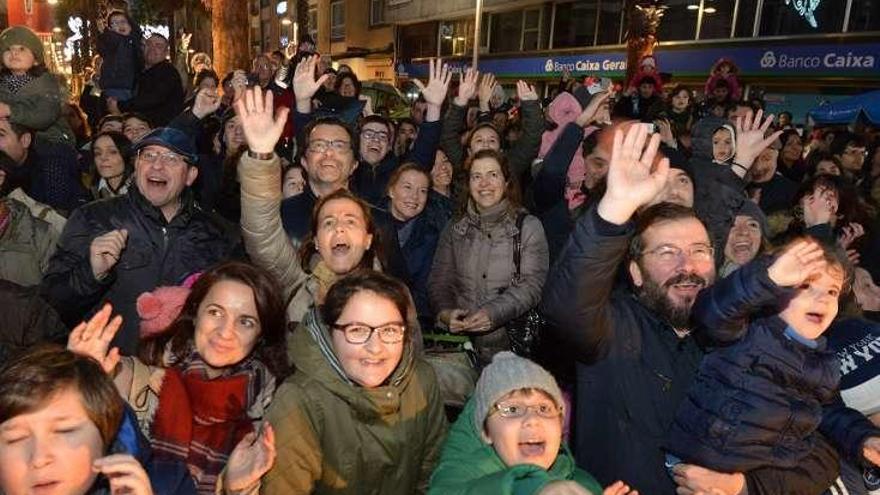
left=128, top=185, right=195, bottom=227
left=290, top=307, right=417, bottom=416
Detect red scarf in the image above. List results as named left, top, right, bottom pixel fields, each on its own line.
left=149, top=353, right=273, bottom=494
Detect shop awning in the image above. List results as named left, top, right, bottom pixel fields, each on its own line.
left=809, top=90, right=880, bottom=125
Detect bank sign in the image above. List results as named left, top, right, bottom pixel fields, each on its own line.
left=399, top=41, right=879, bottom=79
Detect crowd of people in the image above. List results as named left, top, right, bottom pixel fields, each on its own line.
left=1, top=4, right=880, bottom=494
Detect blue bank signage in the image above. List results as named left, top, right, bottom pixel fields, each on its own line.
left=400, top=41, right=880, bottom=80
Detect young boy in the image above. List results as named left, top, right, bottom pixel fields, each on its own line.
left=97, top=10, right=143, bottom=102
left=665, top=239, right=880, bottom=492
left=429, top=352, right=636, bottom=495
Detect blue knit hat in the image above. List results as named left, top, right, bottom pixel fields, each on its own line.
left=132, top=128, right=199, bottom=166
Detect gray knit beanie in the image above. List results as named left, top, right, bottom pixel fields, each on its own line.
left=0, top=26, right=44, bottom=65
left=472, top=352, right=564, bottom=436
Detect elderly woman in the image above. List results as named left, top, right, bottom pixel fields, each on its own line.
left=263, top=270, right=447, bottom=494
left=428, top=149, right=549, bottom=366
left=719, top=201, right=769, bottom=278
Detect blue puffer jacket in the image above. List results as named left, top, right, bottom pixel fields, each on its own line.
left=89, top=407, right=196, bottom=494
left=666, top=257, right=879, bottom=475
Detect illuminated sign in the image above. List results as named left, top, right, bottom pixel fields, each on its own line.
left=785, top=0, right=821, bottom=28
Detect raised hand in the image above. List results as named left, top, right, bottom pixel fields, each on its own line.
left=413, top=58, right=451, bottom=122
left=597, top=124, right=670, bottom=225
left=516, top=80, right=539, bottom=102
left=93, top=454, right=153, bottom=495
left=655, top=119, right=676, bottom=147
left=67, top=304, right=122, bottom=374
left=767, top=239, right=827, bottom=288
left=854, top=268, right=880, bottom=312
left=603, top=481, right=638, bottom=495
left=575, top=91, right=612, bottom=128
left=225, top=422, right=276, bottom=493
left=234, top=86, right=289, bottom=155
left=106, top=97, right=121, bottom=116
left=733, top=109, right=783, bottom=170
left=837, top=222, right=865, bottom=250
left=454, top=67, right=479, bottom=107
left=863, top=436, right=880, bottom=466
left=292, top=55, right=329, bottom=114
left=192, top=88, right=221, bottom=119
left=478, top=72, right=497, bottom=111
left=179, top=32, right=192, bottom=53
left=89, top=229, right=128, bottom=280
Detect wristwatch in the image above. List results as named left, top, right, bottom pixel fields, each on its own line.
left=247, top=149, right=274, bottom=160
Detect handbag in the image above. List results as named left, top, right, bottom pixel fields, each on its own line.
left=505, top=213, right=547, bottom=358
left=422, top=331, right=478, bottom=408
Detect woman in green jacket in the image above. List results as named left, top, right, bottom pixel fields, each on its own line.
left=429, top=352, right=636, bottom=495
left=263, top=270, right=447, bottom=494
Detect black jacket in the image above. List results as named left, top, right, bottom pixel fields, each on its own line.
left=40, top=187, right=239, bottom=355
left=96, top=21, right=143, bottom=91
left=0, top=280, right=68, bottom=363
left=541, top=207, right=848, bottom=494
left=118, top=60, right=184, bottom=127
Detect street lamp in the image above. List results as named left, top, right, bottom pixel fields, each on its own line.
left=48, top=0, right=58, bottom=4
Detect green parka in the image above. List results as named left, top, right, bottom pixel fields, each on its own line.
left=428, top=399, right=603, bottom=495
left=262, top=309, right=447, bottom=494
left=0, top=71, right=73, bottom=146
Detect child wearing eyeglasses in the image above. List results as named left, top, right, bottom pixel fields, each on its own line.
left=664, top=238, right=880, bottom=491
left=429, top=352, right=637, bottom=495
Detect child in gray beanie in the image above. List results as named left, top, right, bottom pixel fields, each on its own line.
left=429, top=352, right=637, bottom=494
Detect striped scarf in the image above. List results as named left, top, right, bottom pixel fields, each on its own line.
left=149, top=350, right=275, bottom=494
left=303, top=307, right=353, bottom=385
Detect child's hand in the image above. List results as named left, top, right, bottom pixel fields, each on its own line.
left=603, top=480, right=638, bottom=495
left=863, top=436, right=880, bottom=466
left=767, top=239, right=827, bottom=288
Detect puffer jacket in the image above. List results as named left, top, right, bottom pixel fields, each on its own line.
left=263, top=309, right=447, bottom=494
left=0, top=197, right=58, bottom=286
left=0, top=71, right=74, bottom=146
left=428, top=200, right=549, bottom=366
left=667, top=257, right=880, bottom=476
left=428, top=398, right=603, bottom=495
left=40, top=187, right=239, bottom=355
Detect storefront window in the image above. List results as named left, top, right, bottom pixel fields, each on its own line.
left=596, top=0, right=625, bottom=46
left=759, top=0, right=844, bottom=35
left=490, top=10, right=523, bottom=53
left=733, top=0, right=759, bottom=37
left=657, top=0, right=699, bottom=41
left=439, top=19, right=474, bottom=57
left=553, top=1, right=598, bottom=48
left=399, top=21, right=438, bottom=60
left=698, top=0, right=735, bottom=39
left=848, top=1, right=880, bottom=32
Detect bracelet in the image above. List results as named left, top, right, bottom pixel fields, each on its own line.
left=731, top=162, right=749, bottom=174
left=247, top=150, right=274, bottom=161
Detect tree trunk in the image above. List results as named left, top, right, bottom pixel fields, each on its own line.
left=210, top=0, right=249, bottom=78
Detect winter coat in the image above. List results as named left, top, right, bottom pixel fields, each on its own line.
left=350, top=119, right=441, bottom=207
left=97, top=21, right=143, bottom=92
left=428, top=200, right=549, bottom=366
left=262, top=309, right=447, bottom=494
left=0, top=71, right=74, bottom=146
left=0, top=279, right=67, bottom=363
left=40, top=187, right=239, bottom=355
left=0, top=197, right=58, bottom=286
left=665, top=257, right=877, bottom=474
left=118, top=60, right=185, bottom=127
left=749, top=172, right=799, bottom=215
left=439, top=101, right=544, bottom=191
left=428, top=398, right=604, bottom=495
left=540, top=207, right=846, bottom=494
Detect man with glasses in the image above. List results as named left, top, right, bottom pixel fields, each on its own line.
left=831, top=131, right=868, bottom=183
left=41, top=127, right=239, bottom=355
left=108, top=34, right=184, bottom=127
left=542, top=124, right=831, bottom=493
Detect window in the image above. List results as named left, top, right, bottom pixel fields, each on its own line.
left=439, top=19, right=474, bottom=57
left=759, top=0, right=845, bottom=35
left=848, top=0, right=880, bottom=32
left=330, top=1, right=345, bottom=40
left=490, top=10, right=522, bottom=53
left=596, top=0, right=625, bottom=45
left=698, top=0, right=735, bottom=39
left=553, top=1, right=599, bottom=48
left=657, top=0, right=698, bottom=41
left=399, top=21, right=438, bottom=60
left=308, top=9, right=318, bottom=41
left=370, top=0, right=385, bottom=26
left=522, top=8, right=542, bottom=51
left=733, top=0, right=759, bottom=37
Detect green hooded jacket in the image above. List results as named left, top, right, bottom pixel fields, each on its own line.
left=0, top=71, right=73, bottom=146
left=263, top=309, right=447, bottom=494
left=428, top=399, right=603, bottom=495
